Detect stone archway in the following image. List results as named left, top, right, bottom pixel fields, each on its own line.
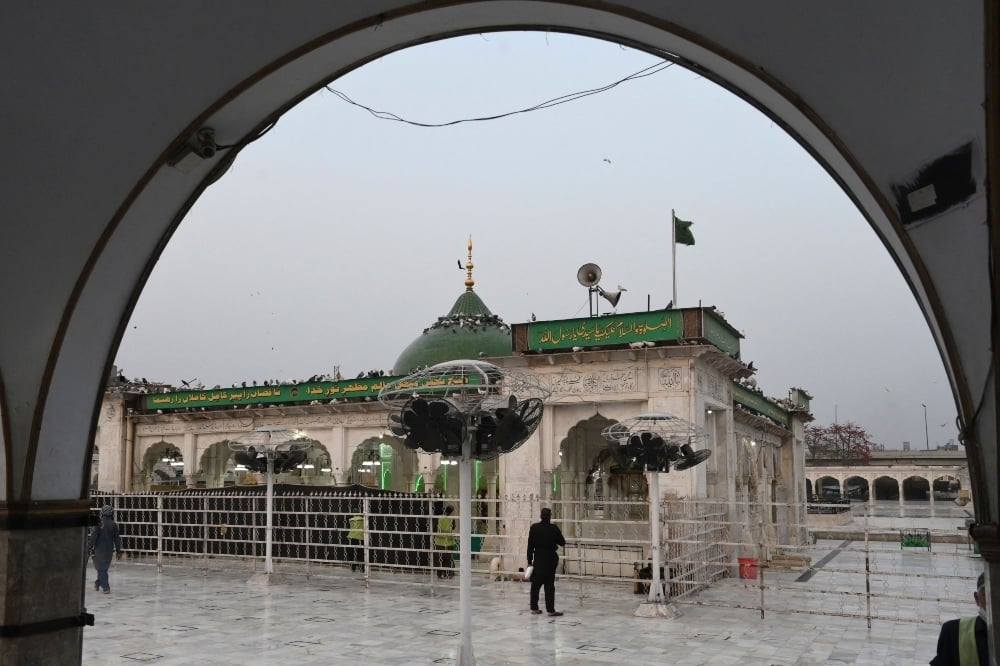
left=350, top=436, right=415, bottom=492
left=815, top=475, right=840, bottom=498
left=932, top=474, right=961, bottom=500
left=275, top=441, right=336, bottom=487
left=0, top=6, right=995, bottom=664
left=844, top=475, right=870, bottom=501
left=873, top=475, right=900, bottom=501
left=553, top=413, right=616, bottom=504
left=198, top=440, right=233, bottom=489
left=902, top=475, right=931, bottom=501
left=139, top=441, right=184, bottom=491
left=554, top=414, right=651, bottom=522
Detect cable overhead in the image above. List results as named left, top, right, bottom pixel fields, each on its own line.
left=324, top=60, right=675, bottom=128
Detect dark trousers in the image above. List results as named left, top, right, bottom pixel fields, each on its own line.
left=529, top=568, right=556, bottom=612
left=435, top=546, right=454, bottom=577
left=93, top=558, right=111, bottom=592
left=349, top=541, right=364, bottom=571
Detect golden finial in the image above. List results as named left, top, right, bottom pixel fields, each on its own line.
left=464, top=235, right=475, bottom=291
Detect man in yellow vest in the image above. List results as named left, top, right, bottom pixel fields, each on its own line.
left=931, top=573, right=988, bottom=665
left=348, top=511, right=365, bottom=572
left=434, top=506, right=456, bottom=578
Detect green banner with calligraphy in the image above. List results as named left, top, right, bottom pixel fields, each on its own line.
left=525, top=312, right=682, bottom=351
left=144, top=378, right=386, bottom=410
left=703, top=310, right=741, bottom=357
left=143, top=373, right=485, bottom=411
left=732, top=383, right=790, bottom=428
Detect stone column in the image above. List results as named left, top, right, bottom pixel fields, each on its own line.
left=182, top=432, right=197, bottom=488
left=123, top=419, right=136, bottom=493
left=330, top=426, right=347, bottom=482
left=0, top=501, right=92, bottom=664
left=96, top=395, right=125, bottom=492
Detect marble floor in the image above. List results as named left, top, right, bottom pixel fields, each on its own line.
left=82, top=541, right=982, bottom=665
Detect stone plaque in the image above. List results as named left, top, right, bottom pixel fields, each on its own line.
left=658, top=368, right=684, bottom=390
left=545, top=368, right=639, bottom=395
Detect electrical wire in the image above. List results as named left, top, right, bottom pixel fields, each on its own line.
left=324, top=60, right=675, bottom=128
left=216, top=119, right=279, bottom=150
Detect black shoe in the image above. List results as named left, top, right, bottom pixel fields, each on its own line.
left=547, top=611, right=563, bottom=617
left=530, top=609, right=542, bottom=615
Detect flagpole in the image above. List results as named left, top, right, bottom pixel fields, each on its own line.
left=671, top=209, right=678, bottom=307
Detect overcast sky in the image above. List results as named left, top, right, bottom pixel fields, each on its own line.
left=114, top=32, right=958, bottom=450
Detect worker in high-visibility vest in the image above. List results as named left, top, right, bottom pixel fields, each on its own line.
left=348, top=512, right=365, bottom=572
left=931, top=573, right=988, bottom=665
left=434, top=506, right=456, bottom=578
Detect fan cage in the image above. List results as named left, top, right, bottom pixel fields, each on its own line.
left=228, top=427, right=312, bottom=453
left=378, top=360, right=550, bottom=413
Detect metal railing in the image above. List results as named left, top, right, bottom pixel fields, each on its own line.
left=89, top=491, right=980, bottom=626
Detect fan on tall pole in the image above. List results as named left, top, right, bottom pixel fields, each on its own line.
left=380, top=360, right=549, bottom=666
left=229, top=426, right=310, bottom=585
left=602, top=413, right=710, bottom=617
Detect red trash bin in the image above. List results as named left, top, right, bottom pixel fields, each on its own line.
left=738, top=557, right=759, bottom=579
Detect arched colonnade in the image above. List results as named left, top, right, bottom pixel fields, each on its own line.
left=806, top=466, right=969, bottom=508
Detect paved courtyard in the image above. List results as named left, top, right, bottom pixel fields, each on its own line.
left=82, top=535, right=982, bottom=666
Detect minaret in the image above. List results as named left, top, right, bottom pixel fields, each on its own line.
left=464, top=235, right=475, bottom=292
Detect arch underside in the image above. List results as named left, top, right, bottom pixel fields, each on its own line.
left=0, top=1, right=994, bottom=527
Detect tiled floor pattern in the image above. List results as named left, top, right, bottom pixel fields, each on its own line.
left=82, top=539, right=982, bottom=665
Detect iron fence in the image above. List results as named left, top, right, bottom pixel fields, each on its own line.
left=89, top=491, right=980, bottom=626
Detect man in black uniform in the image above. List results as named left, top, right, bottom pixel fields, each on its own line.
left=527, top=507, right=566, bottom=617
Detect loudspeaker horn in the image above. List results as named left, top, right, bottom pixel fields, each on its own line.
left=577, top=263, right=602, bottom=288
left=597, top=286, right=624, bottom=307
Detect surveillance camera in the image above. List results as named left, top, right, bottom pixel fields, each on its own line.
left=195, top=128, right=216, bottom=158
left=167, top=127, right=218, bottom=173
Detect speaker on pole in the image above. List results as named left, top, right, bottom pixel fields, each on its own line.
left=576, top=263, right=602, bottom=288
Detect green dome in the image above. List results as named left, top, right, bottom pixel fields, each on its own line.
left=393, top=289, right=512, bottom=375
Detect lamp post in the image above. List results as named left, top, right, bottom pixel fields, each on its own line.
left=922, top=404, right=930, bottom=451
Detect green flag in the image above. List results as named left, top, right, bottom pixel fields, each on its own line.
left=674, top=216, right=695, bottom=246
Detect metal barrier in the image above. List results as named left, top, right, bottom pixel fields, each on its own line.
left=89, top=492, right=980, bottom=626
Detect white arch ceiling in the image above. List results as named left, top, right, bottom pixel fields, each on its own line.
left=0, top=3, right=995, bottom=525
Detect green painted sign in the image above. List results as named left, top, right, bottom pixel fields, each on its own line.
left=145, top=377, right=391, bottom=410
left=525, top=312, right=681, bottom=351
left=703, top=310, right=741, bottom=356
left=732, top=383, right=790, bottom=428
left=144, top=373, right=484, bottom=411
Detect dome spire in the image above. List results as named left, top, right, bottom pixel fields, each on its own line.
left=464, top=235, right=475, bottom=292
